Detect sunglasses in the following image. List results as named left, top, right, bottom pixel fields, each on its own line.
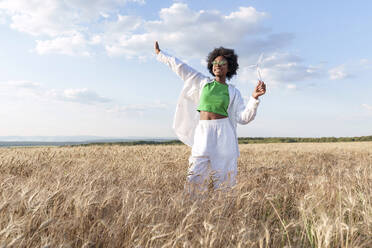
left=212, top=60, right=227, bottom=66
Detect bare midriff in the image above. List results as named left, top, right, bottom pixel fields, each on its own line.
left=199, top=111, right=227, bottom=120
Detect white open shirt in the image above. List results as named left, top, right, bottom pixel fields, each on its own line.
left=157, top=50, right=260, bottom=157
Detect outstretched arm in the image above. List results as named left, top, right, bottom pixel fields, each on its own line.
left=154, top=41, right=209, bottom=83
left=236, top=81, right=266, bottom=124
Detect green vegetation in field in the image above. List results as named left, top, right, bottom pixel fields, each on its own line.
left=76, top=135, right=372, bottom=146
left=238, top=135, right=372, bottom=144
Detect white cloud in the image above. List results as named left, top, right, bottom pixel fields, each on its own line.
left=1, top=80, right=111, bottom=105
left=102, top=3, right=283, bottom=59
left=62, top=0, right=145, bottom=20
left=0, top=0, right=76, bottom=36
left=0, top=0, right=145, bottom=55
left=0, top=10, right=6, bottom=24
left=238, top=53, right=324, bottom=86
left=360, top=58, right=369, bottom=65
left=35, top=33, right=91, bottom=56
left=100, top=15, right=143, bottom=54
left=133, top=0, right=145, bottom=4
left=47, top=88, right=111, bottom=104
left=2, top=80, right=41, bottom=89
left=359, top=58, right=372, bottom=70
left=0, top=0, right=145, bottom=36
left=99, top=3, right=326, bottom=86
left=0, top=1, right=329, bottom=87
left=0, top=80, right=42, bottom=98
left=109, top=14, right=143, bottom=32
left=329, top=65, right=350, bottom=80
left=90, top=35, right=102, bottom=45
left=1, top=1, right=294, bottom=63
left=106, top=101, right=169, bottom=114
left=362, top=104, right=372, bottom=111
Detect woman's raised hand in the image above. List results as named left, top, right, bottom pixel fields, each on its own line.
left=155, top=41, right=160, bottom=54
left=252, top=80, right=266, bottom=99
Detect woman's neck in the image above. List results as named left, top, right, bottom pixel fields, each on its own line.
left=214, top=76, right=226, bottom=84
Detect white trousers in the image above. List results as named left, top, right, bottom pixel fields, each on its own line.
left=187, top=118, right=238, bottom=192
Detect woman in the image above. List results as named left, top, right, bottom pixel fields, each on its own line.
left=155, top=41, right=266, bottom=193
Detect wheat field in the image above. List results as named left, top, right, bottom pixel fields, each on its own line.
left=0, top=142, right=371, bottom=247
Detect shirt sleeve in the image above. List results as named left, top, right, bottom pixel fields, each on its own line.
left=235, top=91, right=260, bottom=125
left=156, top=50, right=209, bottom=83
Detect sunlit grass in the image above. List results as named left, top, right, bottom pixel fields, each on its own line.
left=0, top=142, right=371, bottom=247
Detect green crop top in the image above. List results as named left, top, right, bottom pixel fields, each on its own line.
left=197, top=80, right=230, bottom=116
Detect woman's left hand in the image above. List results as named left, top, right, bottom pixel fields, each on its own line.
left=252, top=80, right=266, bottom=99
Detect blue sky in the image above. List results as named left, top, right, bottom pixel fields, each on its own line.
left=0, top=0, right=371, bottom=138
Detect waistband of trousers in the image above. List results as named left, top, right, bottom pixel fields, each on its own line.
left=198, top=117, right=229, bottom=125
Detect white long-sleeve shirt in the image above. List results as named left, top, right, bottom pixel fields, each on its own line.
left=157, top=50, right=260, bottom=156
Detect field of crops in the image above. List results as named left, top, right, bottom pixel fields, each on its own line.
left=0, top=142, right=371, bottom=247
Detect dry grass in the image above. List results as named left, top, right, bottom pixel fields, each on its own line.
left=0, top=142, right=371, bottom=247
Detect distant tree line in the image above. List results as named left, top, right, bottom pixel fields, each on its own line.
left=238, top=135, right=372, bottom=144
left=78, top=135, right=372, bottom=146
left=79, top=140, right=182, bottom=146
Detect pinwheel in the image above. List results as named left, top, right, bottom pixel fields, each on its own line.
left=247, top=53, right=264, bottom=82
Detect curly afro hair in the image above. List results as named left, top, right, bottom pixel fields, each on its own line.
left=207, top=47, right=239, bottom=80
